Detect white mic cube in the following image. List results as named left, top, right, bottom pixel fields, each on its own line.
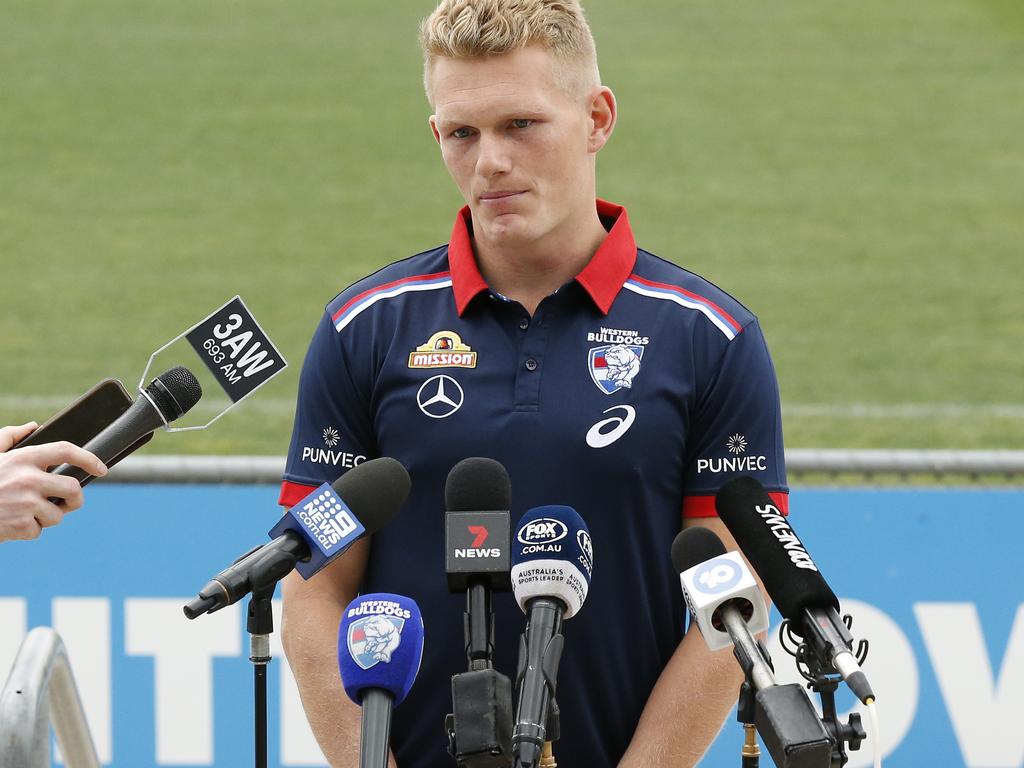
left=679, top=550, right=769, bottom=651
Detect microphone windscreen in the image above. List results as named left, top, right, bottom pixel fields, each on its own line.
left=510, top=505, right=593, bottom=620
left=145, top=366, right=203, bottom=421
left=338, top=593, right=424, bottom=706
left=715, top=476, right=839, bottom=620
left=333, top=457, right=411, bottom=534
left=670, top=527, right=727, bottom=575
left=445, top=457, right=511, bottom=512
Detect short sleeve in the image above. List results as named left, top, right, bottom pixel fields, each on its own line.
left=279, top=310, right=378, bottom=507
left=681, top=318, right=788, bottom=518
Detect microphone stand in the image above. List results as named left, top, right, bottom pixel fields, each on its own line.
left=247, top=584, right=275, bottom=768
left=446, top=581, right=513, bottom=767
left=186, top=544, right=301, bottom=768
left=779, top=617, right=868, bottom=767
left=736, top=681, right=760, bottom=768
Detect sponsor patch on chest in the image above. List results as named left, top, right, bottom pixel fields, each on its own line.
left=408, top=330, right=477, bottom=369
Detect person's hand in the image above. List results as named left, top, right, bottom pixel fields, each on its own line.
left=0, top=422, right=108, bottom=542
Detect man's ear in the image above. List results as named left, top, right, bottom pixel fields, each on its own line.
left=429, top=115, right=442, bottom=146
left=587, top=86, right=617, bottom=154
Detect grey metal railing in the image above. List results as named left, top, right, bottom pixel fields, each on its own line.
left=102, top=450, right=1024, bottom=484
left=0, top=628, right=99, bottom=768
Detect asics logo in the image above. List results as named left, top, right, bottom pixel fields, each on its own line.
left=586, top=405, right=636, bottom=448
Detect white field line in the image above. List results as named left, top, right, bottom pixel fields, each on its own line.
left=1, top=395, right=1023, bottom=419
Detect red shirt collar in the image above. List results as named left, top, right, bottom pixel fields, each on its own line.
left=448, top=199, right=637, bottom=315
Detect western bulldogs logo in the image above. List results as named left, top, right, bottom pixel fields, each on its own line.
left=589, top=344, right=644, bottom=394
left=347, top=615, right=406, bottom=670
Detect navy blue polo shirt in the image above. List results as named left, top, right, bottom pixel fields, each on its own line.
left=281, top=200, right=788, bottom=767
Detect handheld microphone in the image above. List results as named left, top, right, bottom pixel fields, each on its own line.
left=673, top=527, right=833, bottom=768
left=444, top=458, right=514, bottom=767
left=716, top=476, right=876, bottom=704
left=50, top=366, right=202, bottom=482
left=338, top=593, right=424, bottom=768
left=510, top=505, right=594, bottom=768
left=183, top=458, right=410, bottom=618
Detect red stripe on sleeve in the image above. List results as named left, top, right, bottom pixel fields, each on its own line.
left=279, top=480, right=318, bottom=508
left=682, top=491, right=789, bottom=518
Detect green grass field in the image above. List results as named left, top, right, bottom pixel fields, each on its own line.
left=1, top=0, right=1022, bottom=455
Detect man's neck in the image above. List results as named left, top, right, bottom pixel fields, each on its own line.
left=472, top=203, right=609, bottom=316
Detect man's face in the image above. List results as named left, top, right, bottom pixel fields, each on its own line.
left=429, top=46, right=599, bottom=248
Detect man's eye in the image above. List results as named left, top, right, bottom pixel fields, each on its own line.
left=452, top=127, right=472, bottom=139
left=511, top=119, right=532, bottom=129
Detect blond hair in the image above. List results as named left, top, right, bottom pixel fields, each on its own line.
left=419, top=0, right=601, bottom=105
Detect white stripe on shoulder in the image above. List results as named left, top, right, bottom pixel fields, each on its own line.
left=334, top=278, right=453, bottom=332
left=622, top=281, right=737, bottom=340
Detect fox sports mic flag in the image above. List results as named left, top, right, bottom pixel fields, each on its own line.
left=510, top=505, right=594, bottom=619
left=338, top=593, right=424, bottom=707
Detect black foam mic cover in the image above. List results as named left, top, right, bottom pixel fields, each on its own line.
left=670, top=527, right=727, bottom=575
left=445, top=457, right=511, bottom=512
left=715, top=476, right=839, bottom=620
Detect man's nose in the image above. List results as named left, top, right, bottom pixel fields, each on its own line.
left=475, top=132, right=513, bottom=176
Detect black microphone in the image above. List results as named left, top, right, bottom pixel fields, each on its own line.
left=672, top=527, right=833, bottom=768
left=444, top=458, right=514, bottom=768
left=445, top=457, right=513, bottom=661
left=183, top=457, right=410, bottom=619
left=716, top=476, right=876, bottom=704
left=50, top=366, right=202, bottom=482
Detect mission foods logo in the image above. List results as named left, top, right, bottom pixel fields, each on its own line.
left=408, top=331, right=477, bottom=369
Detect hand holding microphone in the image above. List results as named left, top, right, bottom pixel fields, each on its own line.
left=0, top=422, right=107, bottom=541
left=50, top=366, right=202, bottom=483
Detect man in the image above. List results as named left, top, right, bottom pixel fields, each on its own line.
left=279, top=1, right=788, bottom=765
left=0, top=422, right=107, bottom=542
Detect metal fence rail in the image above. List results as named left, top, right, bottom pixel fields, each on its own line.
left=103, top=450, right=1024, bottom=484
left=0, top=628, right=99, bottom=768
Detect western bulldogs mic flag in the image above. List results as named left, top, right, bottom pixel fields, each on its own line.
left=338, top=594, right=424, bottom=707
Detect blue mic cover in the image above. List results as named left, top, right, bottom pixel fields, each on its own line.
left=510, top=505, right=594, bottom=619
left=337, top=593, right=424, bottom=706
left=268, top=482, right=366, bottom=578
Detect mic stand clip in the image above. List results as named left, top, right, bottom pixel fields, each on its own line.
left=779, top=617, right=868, bottom=767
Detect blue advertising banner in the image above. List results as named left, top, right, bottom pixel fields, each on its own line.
left=1, top=486, right=1021, bottom=767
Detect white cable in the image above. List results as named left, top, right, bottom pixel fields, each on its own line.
left=866, top=699, right=882, bottom=768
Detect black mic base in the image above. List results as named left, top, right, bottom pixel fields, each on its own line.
left=447, top=669, right=513, bottom=768
left=754, top=684, right=833, bottom=768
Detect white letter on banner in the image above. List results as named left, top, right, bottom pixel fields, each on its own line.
left=0, top=598, right=27, bottom=681
left=53, top=599, right=112, bottom=764
left=125, top=599, right=240, bottom=765
left=916, top=602, right=1024, bottom=767
left=767, top=599, right=918, bottom=766
left=271, top=600, right=328, bottom=765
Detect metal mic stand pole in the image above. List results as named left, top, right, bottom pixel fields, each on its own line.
left=247, top=583, right=276, bottom=768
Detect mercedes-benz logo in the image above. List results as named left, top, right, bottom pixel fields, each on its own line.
left=416, top=375, right=465, bottom=419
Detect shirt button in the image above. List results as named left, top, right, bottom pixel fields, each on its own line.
left=519, top=318, right=529, bottom=330
left=525, top=359, right=538, bottom=371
